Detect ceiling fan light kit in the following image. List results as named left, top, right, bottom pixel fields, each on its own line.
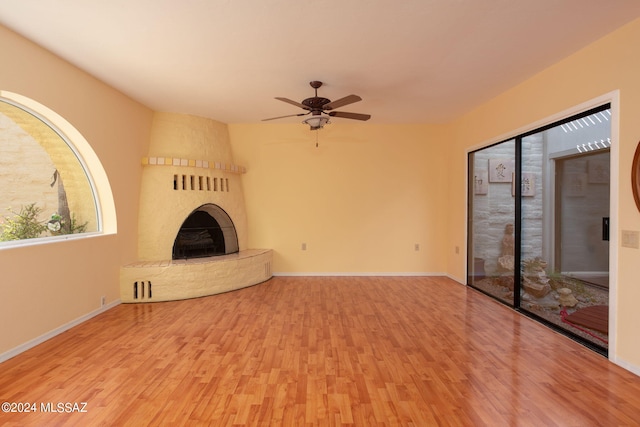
left=302, top=116, right=330, bottom=130
left=263, top=81, right=371, bottom=130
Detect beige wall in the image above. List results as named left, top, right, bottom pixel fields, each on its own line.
left=447, top=19, right=640, bottom=370
left=229, top=122, right=450, bottom=274
left=0, top=25, right=152, bottom=355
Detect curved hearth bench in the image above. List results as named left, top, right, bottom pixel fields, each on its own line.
left=120, top=249, right=272, bottom=303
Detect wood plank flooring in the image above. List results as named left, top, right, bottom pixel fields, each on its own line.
left=1, top=276, right=640, bottom=426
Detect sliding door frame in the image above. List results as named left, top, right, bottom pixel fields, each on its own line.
left=465, top=91, right=619, bottom=359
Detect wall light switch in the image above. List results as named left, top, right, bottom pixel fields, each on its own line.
left=415, top=243, right=420, bottom=251
left=622, top=230, right=640, bottom=249
left=301, top=243, right=307, bottom=251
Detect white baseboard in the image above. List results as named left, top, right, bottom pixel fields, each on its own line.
left=445, top=274, right=466, bottom=285
left=0, top=299, right=121, bottom=364
left=272, top=272, right=447, bottom=277
left=611, top=355, right=640, bottom=378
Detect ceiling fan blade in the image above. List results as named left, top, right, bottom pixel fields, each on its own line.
left=323, top=94, right=362, bottom=111
left=328, top=111, right=371, bottom=121
left=262, top=112, right=309, bottom=121
left=275, top=97, right=310, bottom=110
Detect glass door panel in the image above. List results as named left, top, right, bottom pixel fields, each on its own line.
left=519, top=109, right=610, bottom=352
left=467, top=140, right=516, bottom=304
left=556, top=151, right=610, bottom=282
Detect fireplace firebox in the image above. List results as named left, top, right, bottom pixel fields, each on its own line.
left=172, top=204, right=239, bottom=260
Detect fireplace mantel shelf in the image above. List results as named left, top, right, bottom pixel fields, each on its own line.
left=142, top=156, right=246, bottom=174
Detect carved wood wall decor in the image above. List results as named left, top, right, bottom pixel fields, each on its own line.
left=633, top=141, right=640, bottom=212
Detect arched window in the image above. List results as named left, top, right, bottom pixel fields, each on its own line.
left=0, top=93, right=111, bottom=244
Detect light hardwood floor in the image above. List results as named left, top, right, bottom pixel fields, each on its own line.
left=1, top=276, right=640, bottom=426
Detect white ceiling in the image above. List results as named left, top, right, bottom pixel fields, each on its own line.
left=1, top=1, right=639, bottom=124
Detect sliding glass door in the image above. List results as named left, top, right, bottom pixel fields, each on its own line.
left=467, top=140, right=516, bottom=305
left=467, top=105, right=610, bottom=354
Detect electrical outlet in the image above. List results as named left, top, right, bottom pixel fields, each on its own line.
left=455, top=246, right=460, bottom=254
left=101, top=296, right=106, bottom=307
left=414, top=243, right=420, bottom=251
left=301, top=243, right=307, bottom=251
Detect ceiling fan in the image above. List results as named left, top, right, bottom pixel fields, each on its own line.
left=262, top=81, right=371, bottom=130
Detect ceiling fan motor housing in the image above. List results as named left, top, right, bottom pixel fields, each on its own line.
left=302, top=81, right=329, bottom=112
left=302, top=97, right=330, bottom=111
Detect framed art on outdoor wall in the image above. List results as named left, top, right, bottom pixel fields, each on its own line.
left=488, top=158, right=513, bottom=183
left=512, top=173, right=536, bottom=196
left=474, top=170, right=488, bottom=195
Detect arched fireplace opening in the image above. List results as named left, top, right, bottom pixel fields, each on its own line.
left=172, top=204, right=239, bottom=260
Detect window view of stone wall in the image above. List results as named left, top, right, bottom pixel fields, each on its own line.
left=0, top=99, right=97, bottom=241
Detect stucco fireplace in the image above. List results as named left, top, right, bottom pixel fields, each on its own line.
left=120, top=113, right=272, bottom=302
